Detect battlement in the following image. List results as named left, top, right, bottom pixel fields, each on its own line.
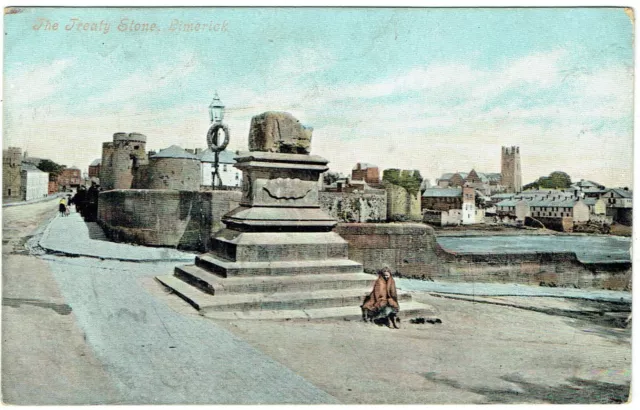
left=113, top=132, right=147, bottom=144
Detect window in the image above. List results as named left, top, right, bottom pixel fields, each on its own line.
left=235, top=173, right=239, bottom=180
left=223, top=165, right=227, bottom=172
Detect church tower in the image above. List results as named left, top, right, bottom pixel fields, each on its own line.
left=501, top=146, right=522, bottom=193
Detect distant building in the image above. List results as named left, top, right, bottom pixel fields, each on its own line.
left=462, top=186, right=476, bottom=225
left=602, top=188, right=633, bottom=226
left=501, top=146, right=522, bottom=193
left=352, top=163, right=380, bottom=185
left=421, top=188, right=463, bottom=211
left=198, top=149, right=241, bottom=189
left=3, top=147, right=22, bottom=201
left=436, top=170, right=502, bottom=195
left=496, top=196, right=590, bottom=224
left=57, top=167, right=82, bottom=191
left=88, top=158, right=101, bottom=179
left=21, top=162, right=49, bottom=201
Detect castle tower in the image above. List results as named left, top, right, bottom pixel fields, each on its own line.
left=3, top=147, right=23, bottom=200
left=100, top=132, right=147, bottom=190
left=501, top=146, right=522, bottom=193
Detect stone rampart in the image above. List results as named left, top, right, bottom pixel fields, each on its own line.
left=335, top=223, right=439, bottom=277
left=98, top=189, right=241, bottom=251
left=319, top=190, right=386, bottom=222
left=434, top=242, right=631, bottom=290
left=334, top=222, right=631, bottom=290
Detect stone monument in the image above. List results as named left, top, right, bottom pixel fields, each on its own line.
left=157, top=112, right=436, bottom=320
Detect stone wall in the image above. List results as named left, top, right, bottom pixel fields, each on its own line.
left=335, top=223, right=439, bottom=277
left=386, top=183, right=421, bottom=221
left=98, top=189, right=242, bottom=251
left=435, top=246, right=631, bottom=290
left=334, top=221, right=630, bottom=290
left=318, top=190, right=386, bottom=222
left=146, top=157, right=200, bottom=190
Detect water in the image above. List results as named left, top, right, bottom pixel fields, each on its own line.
left=436, top=235, right=631, bottom=264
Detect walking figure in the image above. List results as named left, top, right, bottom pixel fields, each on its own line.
left=58, top=197, right=67, bottom=217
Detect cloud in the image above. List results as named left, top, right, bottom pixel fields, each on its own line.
left=4, top=59, right=74, bottom=106
left=3, top=46, right=633, bottom=188
left=84, top=52, right=201, bottom=109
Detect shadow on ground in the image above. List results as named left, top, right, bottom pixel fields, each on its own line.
left=423, top=372, right=630, bottom=404
left=83, top=222, right=110, bottom=241
left=559, top=299, right=631, bottom=344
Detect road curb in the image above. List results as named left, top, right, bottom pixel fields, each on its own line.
left=38, top=215, right=196, bottom=263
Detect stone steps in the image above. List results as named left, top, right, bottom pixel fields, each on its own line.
left=156, top=274, right=437, bottom=320
left=157, top=274, right=412, bottom=312
left=175, top=264, right=376, bottom=295
left=199, top=301, right=439, bottom=321
left=195, top=254, right=363, bottom=277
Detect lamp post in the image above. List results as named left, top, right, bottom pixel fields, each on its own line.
left=206, top=91, right=229, bottom=190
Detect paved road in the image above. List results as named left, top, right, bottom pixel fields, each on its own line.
left=3, top=200, right=337, bottom=405
left=41, top=255, right=337, bottom=404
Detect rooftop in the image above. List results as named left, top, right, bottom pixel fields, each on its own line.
left=21, top=162, right=45, bottom=172
left=352, top=163, right=377, bottom=170
left=89, top=158, right=101, bottom=167
left=422, top=188, right=462, bottom=198
left=151, top=145, right=198, bottom=160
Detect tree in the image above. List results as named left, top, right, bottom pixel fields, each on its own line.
left=523, top=171, right=572, bottom=190
left=322, top=171, right=341, bottom=186
left=37, top=159, right=66, bottom=178
left=383, top=168, right=423, bottom=196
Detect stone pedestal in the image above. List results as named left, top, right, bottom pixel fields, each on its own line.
left=202, top=151, right=356, bottom=277
left=156, top=112, right=437, bottom=320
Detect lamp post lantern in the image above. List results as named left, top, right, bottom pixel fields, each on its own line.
left=206, top=91, right=230, bottom=190
left=208, top=91, right=225, bottom=124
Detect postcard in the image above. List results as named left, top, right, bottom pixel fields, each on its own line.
left=2, top=6, right=633, bottom=405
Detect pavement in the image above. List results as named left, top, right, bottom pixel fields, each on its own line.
left=396, top=279, right=632, bottom=303
left=39, top=210, right=195, bottom=263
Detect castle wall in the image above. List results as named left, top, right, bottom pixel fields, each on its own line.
left=146, top=157, right=201, bottom=190
left=98, top=189, right=242, bottom=251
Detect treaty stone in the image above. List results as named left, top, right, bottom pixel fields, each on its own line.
left=248, top=111, right=313, bottom=154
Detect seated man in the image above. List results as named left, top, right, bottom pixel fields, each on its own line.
left=361, top=267, right=400, bottom=329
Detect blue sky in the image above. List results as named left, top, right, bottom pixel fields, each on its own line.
left=3, top=7, right=634, bottom=187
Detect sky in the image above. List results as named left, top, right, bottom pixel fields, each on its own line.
left=2, top=7, right=634, bottom=187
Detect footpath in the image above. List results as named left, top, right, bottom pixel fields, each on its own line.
left=39, top=210, right=195, bottom=263
left=397, top=279, right=631, bottom=303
